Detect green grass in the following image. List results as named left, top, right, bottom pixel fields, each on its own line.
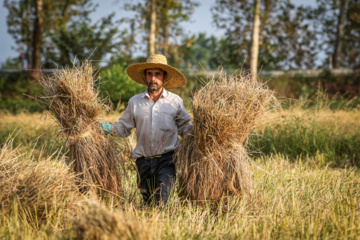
left=0, top=112, right=67, bottom=160
left=1, top=153, right=359, bottom=239
left=249, top=109, right=360, bottom=167
left=1, top=103, right=360, bottom=239
left=248, top=97, right=360, bottom=168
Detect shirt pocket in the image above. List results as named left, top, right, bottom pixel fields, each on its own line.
left=159, top=111, right=177, bottom=132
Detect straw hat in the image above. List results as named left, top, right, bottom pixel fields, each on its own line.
left=126, top=54, right=186, bottom=89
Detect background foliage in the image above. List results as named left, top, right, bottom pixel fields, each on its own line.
left=99, top=62, right=146, bottom=108
left=1, top=0, right=360, bottom=112
left=1, top=1, right=360, bottom=238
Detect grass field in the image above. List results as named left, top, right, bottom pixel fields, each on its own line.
left=1, top=101, right=359, bottom=239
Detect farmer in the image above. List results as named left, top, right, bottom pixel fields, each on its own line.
left=101, top=54, right=193, bottom=206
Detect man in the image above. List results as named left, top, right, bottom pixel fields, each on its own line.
left=101, top=54, right=192, bottom=206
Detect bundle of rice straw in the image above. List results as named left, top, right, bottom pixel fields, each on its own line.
left=66, top=200, right=153, bottom=240
left=39, top=61, right=125, bottom=195
left=176, top=71, right=276, bottom=201
left=0, top=139, right=80, bottom=223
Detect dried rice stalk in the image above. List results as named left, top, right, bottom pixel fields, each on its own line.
left=67, top=200, right=154, bottom=240
left=0, top=139, right=80, bottom=223
left=177, top=71, right=276, bottom=201
left=39, top=61, right=125, bottom=195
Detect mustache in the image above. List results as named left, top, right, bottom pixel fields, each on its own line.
left=149, top=81, right=158, bottom=86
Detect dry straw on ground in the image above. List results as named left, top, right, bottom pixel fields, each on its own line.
left=67, top=200, right=153, bottom=240
left=0, top=139, right=80, bottom=223
left=177, top=71, right=276, bottom=201
left=39, top=61, right=126, bottom=195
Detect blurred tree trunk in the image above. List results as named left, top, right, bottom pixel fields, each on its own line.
left=333, top=0, right=347, bottom=69
left=163, top=21, right=169, bottom=57
left=31, top=0, right=43, bottom=79
left=159, top=0, right=170, bottom=57
left=5, top=0, right=117, bottom=69
left=148, top=0, right=157, bottom=55
left=250, top=0, right=260, bottom=81
left=125, top=0, right=198, bottom=64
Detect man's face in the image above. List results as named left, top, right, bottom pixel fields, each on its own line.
left=145, top=68, right=166, bottom=93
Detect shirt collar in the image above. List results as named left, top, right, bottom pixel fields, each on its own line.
left=142, top=89, right=169, bottom=99
left=161, top=89, right=169, bottom=98
left=142, top=91, right=149, bottom=99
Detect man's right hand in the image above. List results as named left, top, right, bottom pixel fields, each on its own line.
left=101, top=122, right=113, bottom=135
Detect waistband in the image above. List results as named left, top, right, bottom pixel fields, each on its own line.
left=138, top=151, right=175, bottom=160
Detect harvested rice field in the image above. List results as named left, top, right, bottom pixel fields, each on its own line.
left=1, top=102, right=359, bottom=239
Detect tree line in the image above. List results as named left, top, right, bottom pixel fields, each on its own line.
left=3, top=0, right=360, bottom=79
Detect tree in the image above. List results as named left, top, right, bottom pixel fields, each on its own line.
left=31, top=0, right=43, bottom=78
left=313, top=0, right=360, bottom=69
left=49, top=13, right=120, bottom=67
left=157, top=0, right=199, bottom=57
left=4, top=0, right=34, bottom=70
left=212, top=0, right=318, bottom=70
left=178, top=33, right=243, bottom=71
left=123, top=0, right=199, bottom=63
left=212, top=0, right=252, bottom=69
left=345, top=0, right=360, bottom=69
left=250, top=0, right=260, bottom=81
left=178, top=33, right=212, bottom=69
left=333, top=0, right=347, bottom=69
left=4, top=0, right=121, bottom=74
left=148, top=0, right=157, bottom=55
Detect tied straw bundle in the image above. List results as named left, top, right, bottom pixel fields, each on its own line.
left=0, top=140, right=80, bottom=223
left=40, top=61, right=126, bottom=195
left=67, top=200, right=153, bottom=240
left=177, top=71, right=277, bottom=201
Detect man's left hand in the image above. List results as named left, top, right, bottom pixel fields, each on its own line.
left=101, top=122, right=113, bottom=135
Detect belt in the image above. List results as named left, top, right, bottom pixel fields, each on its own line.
left=139, top=151, right=175, bottom=160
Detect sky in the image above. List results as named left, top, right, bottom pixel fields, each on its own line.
left=0, top=0, right=317, bottom=66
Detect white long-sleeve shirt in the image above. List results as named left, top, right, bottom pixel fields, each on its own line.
left=112, top=89, right=193, bottom=158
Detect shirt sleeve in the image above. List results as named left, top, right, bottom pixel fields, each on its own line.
left=112, top=100, right=135, bottom=138
left=176, top=99, right=193, bottom=138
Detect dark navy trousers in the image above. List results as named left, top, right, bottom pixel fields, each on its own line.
left=135, top=151, right=176, bottom=206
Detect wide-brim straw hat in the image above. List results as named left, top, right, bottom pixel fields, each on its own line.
left=126, top=54, right=186, bottom=89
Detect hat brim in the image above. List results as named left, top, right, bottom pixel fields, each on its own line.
left=126, top=63, right=186, bottom=89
